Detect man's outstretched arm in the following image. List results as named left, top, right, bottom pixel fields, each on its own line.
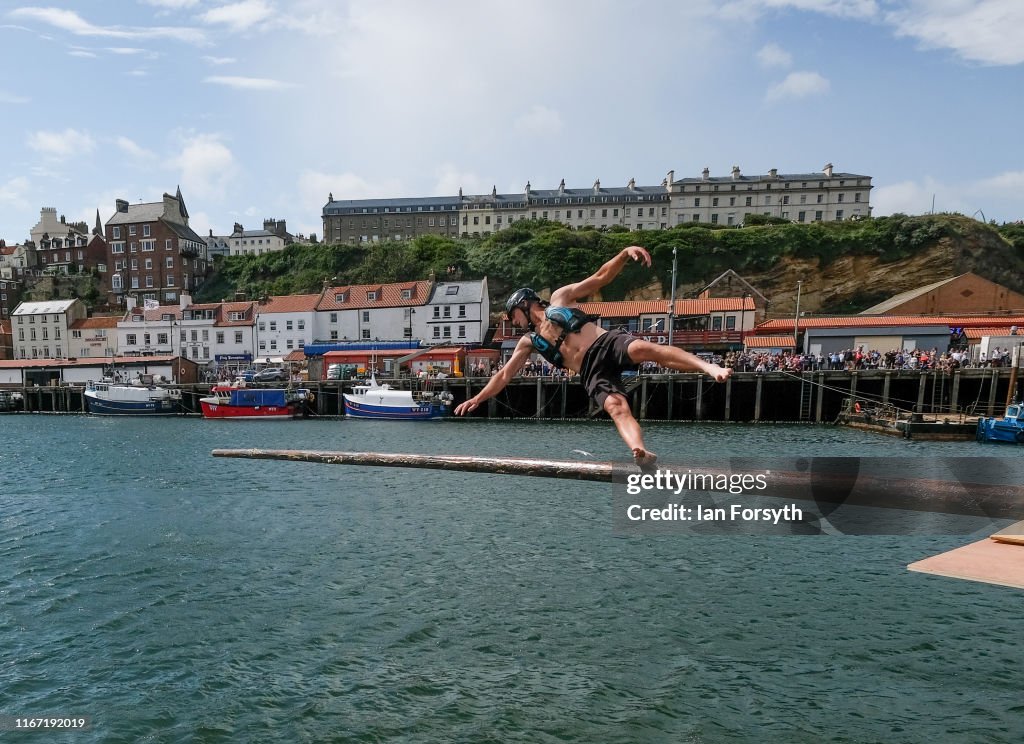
left=552, top=245, right=651, bottom=305
left=454, top=337, right=533, bottom=415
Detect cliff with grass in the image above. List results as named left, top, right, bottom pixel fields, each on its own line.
left=194, top=215, right=1024, bottom=319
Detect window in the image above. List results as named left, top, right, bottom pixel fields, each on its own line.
left=142, top=240, right=155, bottom=252
left=361, top=329, right=370, bottom=340
left=269, top=321, right=277, bottom=331
left=402, top=289, right=412, bottom=300
left=330, top=313, right=338, bottom=323
left=113, top=227, right=121, bottom=239
left=126, top=333, right=137, bottom=345
left=458, top=325, right=466, bottom=338
left=367, top=291, right=377, bottom=301
left=362, top=311, right=370, bottom=323
left=235, top=331, right=243, bottom=344
left=297, top=320, right=305, bottom=330
left=433, top=327, right=440, bottom=338
left=166, top=239, right=173, bottom=250
left=443, top=326, right=451, bottom=338
left=166, top=275, right=175, bottom=287
left=712, top=317, right=723, bottom=331
left=216, top=332, right=225, bottom=344
left=145, top=258, right=152, bottom=269
left=111, top=242, right=125, bottom=254
left=726, top=316, right=736, bottom=330
left=458, top=305, right=466, bottom=318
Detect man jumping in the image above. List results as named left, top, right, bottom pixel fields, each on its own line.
left=454, top=245, right=732, bottom=467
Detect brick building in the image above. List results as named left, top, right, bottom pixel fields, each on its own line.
left=105, top=188, right=209, bottom=307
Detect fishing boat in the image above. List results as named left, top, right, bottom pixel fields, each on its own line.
left=343, top=375, right=452, bottom=420
left=976, top=403, right=1024, bottom=443
left=84, top=376, right=182, bottom=416
left=199, top=381, right=311, bottom=419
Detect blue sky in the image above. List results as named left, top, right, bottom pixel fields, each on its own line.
left=1, top=0, right=1021, bottom=242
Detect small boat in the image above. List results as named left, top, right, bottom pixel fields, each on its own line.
left=343, top=375, right=452, bottom=420
left=84, top=376, right=182, bottom=416
left=0, top=390, right=23, bottom=413
left=976, top=403, right=1024, bottom=443
left=199, top=381, right=311, bottom=419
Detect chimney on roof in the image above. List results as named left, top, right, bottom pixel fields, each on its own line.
left=492, top=185, right=497, bottom=198
left=115, top=199, right=129, bottom=213
left=627, top=177, right=636, bottom=191
left=558, top=178, right=566, bottom=195
left=524, top=181, right=531, bottom=197
left=593, top=178, right=601, bottom=193
left=701, top=167, right=710, bottom=181
left=458, top=186, right=463, bottom=198
left=666, top=170, right=674, bottom=187
left=823, top=162, right=834, bottom=178
left=233, top=222, right=243, bottom=234
left=234, top=291, right=246, bottom=301
left=731, top=165, right=741, bottom=179
left=769, top=168, right=778, bottom=178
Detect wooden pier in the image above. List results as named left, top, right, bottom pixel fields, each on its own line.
left=1, top=367, right=1017, bottom=424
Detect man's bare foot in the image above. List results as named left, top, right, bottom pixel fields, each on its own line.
left=633, top=447, right=658, bottom=470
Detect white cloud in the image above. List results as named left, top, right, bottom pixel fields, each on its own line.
left=765, top=71, right=830, bottom=102
left=0, top=90, right=30, bottom=104
left=140, top=0, right=201, bottom=8
left=513, top=105, right=565, bottom=137
left=106, top=46, right=146, bottom=54
left=127, top=69, right=148, bottom=77
left=203, top=75, right=293, bottom=90
left=27, top=128, right=97, bottom=159
left=115, top=137, right=156, bottom=160
left=171, top=134, right=236, bottom=201
left=873, top=170, right=1024, bottom=222
left=202, top=55, right=237, bottom=65
left=297, top=170, right=405, bottom=206
left=718, top=0, right=879, bottom=21
left=432, top=165, right=488, bottom=198
left=0, top=176, right=32, bottom=210
left=10, top=6, right=206, bottom=44
left=885, top=0, right=1024, bottom=66
left=756, top=42, right=792, bottom=68
left=197, top=0, right=275, bottom=32
left=68, top=49, right=97, bottom=58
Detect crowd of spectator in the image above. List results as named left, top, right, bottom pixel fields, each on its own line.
left=720, top=346, right=1012, bottom=373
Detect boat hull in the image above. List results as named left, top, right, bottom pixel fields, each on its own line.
left=85, top=391, right=180, bottom=416
left=199, top=401, right=303, bottom=419
left=343, top=397, right=447, bottom=420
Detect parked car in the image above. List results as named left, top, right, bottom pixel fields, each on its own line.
left=253, top=367, right=288, bottom=382
left=237, top=368, right=258, bottom=382
left=326, top=363, right=359, bottom=381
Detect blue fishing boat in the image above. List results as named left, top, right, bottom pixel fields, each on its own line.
left=343, top=376, right=452, bottom=420
left=84, top=377, right=182, bottom=416
left=976, top=403, right=1024, bottom=443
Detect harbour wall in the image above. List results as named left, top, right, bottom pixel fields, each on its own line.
left=3, top=368, right=1017, bottom=422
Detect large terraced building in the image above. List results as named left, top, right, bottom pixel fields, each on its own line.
left=321, top=163, right=871, bottom=243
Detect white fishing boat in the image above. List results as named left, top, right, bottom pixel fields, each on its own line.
left=84, top=374, right=182, bottom=416
left=343, top=375, right=452, bottom=420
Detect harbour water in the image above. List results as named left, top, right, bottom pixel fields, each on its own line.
left=1, top=416, right=1022, bottom=742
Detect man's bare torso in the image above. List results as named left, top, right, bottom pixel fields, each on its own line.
left=525, top=291, right=609, bottom=371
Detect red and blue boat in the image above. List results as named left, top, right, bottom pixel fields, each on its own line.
left=200, top=382, right=311, bottom=420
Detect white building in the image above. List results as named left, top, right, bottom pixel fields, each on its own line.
left=668, top=164, right=872, bottom=226
left=227, top=219, right=293, bottom=256
left=30, top=207, right=91, bottom=274
left=11, top=299, right=87, bottom=359
left=68, top=316, right=119, bottom=358
left=422, top=279, right=489, bottom=346
left=315, top=280, right=434, bottom=343
left=254, top=294, right=318, bottom=361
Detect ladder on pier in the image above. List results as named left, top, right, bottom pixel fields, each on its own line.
left=799, top=373, right=814, bottom=421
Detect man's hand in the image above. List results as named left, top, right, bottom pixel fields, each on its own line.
left=705, top=364, right=732, bottom=383
left=624, top=245, right=652, bottom=267
left=454, top=398, right=479, bottom=416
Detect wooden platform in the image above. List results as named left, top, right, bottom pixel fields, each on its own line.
left=908, top=523, right=1024, bottom=590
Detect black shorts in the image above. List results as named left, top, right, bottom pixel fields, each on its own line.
left=579, top=330, right=638, bottom=408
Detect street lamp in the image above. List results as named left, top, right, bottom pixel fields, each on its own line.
left=794, top=280, right=803, bottom=353
left=407, top=307, right=416, bottom=341
left=667, top=246, right=677, bottom=347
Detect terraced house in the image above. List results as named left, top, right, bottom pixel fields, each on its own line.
left=321, top=164, right=871, bottom=241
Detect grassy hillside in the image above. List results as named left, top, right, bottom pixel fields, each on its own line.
left=193, top=215, right=1024, bottom=314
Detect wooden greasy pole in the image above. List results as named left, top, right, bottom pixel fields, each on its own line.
left=212, top=449, right=622, bottom=482
left=210, top=449, right=1024, bottom=520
